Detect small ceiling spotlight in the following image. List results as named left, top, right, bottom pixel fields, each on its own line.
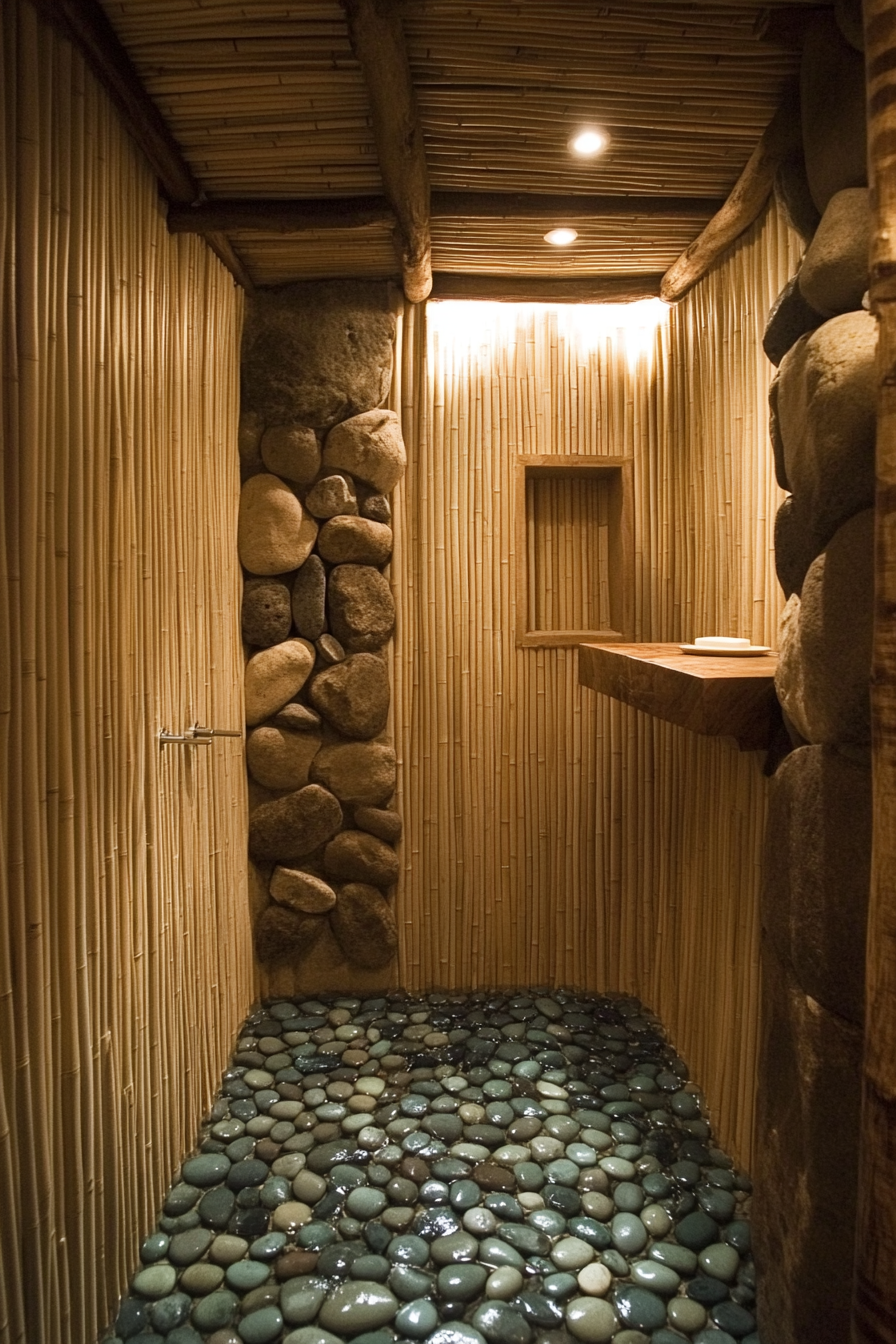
left=544, top=227, right=578, bottom=246
left=570, top=128, right=609, bottom=157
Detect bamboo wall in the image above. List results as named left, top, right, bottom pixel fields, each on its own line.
left=390, top=206, right=801, bottom=1165
left=0, top=7, right=253, bottom=1342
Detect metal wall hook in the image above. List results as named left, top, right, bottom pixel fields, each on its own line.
left=158, top=728, right=211, bottom=746
left=192, top=724, right=243, bottom=739
left=159, top=723, right=243, bottom=746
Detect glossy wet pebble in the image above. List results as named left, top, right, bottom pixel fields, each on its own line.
left=110, top=991, right=760, bottom=1344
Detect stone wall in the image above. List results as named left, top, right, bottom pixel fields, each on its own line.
left=237, top=281, right=405, bottom=981
left=754, top=9, right=872, bottom=1342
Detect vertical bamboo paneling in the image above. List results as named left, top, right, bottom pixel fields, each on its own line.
left=0, top=7, right=253, bottom=1343
left=391, top=208, right=801, bottom=1165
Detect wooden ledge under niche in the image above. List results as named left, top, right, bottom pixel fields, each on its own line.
left=578, top=642, right=779, bottom=751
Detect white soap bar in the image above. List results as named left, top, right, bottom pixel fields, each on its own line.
left=694, top=636, right=751, bottom=649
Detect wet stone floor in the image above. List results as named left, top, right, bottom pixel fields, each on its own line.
left=108, top=991, right=761, bottom=1344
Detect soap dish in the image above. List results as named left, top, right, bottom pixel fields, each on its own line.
left=679, top=644, right=772, bottom=657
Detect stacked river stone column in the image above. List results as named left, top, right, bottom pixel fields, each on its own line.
left=754, top=9, right=873, bottom=1344
left=237, top=281, right=405, bottom=976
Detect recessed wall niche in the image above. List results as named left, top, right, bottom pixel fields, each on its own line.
left=514, top=454, right=633, bottom=647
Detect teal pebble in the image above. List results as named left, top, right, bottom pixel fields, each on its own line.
left=260, top=1176, right=290, bottom=1209
left=237, top=1305, right=284, bottom=1343
left=395, top=1298, right=439, bottom=1338
left=513, top=1163, right=545, bottom=1191
left=132, top=1266, right=177, bottom=1300
left=182, top=1153, right=231, bottom=1187
left=226, top=1260, right=271, bottom=1292
left=351, top=1255, right=391, bottom=1283
left=166, top=1328, right=203, bottom=1344
left=544, top=1159, right=580, bottom=1187
left=698, top=1244, right=740, bottom=1283
left=630, top=1260, right=680, bottom=1295
left=139, top=1233, right=170, bottom=1264
left=450, top=1180, right=481, bottom=1211
left=471, top=1300, right=533, bottom=1344
left=191, top=1289, right=239, bottom=1331
left=427, top=1327, right=487, bottom=1344
left=542, top=1273, right=578, bottom=1300
left=613, top=1181, right=644, bottom=1213
left=347, top=1187, right=388, bottom=1219
left=437, top=1264, right=488, bottom=1300
left=389, top=1266, right=435, bottom=1301
left=527, top=1209, right=567, bottom=1238
left=352, top=1331, right=395, bottom=1344
left=612, top=1284, right=667, bottom=1332
left=298, top=1221, right=338, bottom=1250
left=388, top=1235, right=430, bottom=1267
left=649, top=1243, right=697, bottom=1274
left=149, top=1293, right=191, bottom=1331
left=250, top=1232, right=287, bottom=1261
left=610, top=1213, right=648, bottom=1256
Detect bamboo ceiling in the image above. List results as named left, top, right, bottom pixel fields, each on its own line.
left=92, top=0, right=814, bottom=290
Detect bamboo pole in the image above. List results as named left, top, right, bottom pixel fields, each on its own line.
left=343, top=0, right=432, bottom=301
left=852, top=3, right=896, bottom=1339
left=0, top=8, right=252, bottom=1340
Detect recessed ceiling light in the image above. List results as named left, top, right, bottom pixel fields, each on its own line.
left=570, top=128, right=609, bottom=157
left=544, top=227, right=578, bottom=246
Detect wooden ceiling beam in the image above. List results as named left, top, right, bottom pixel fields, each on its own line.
left=27, top=0, right=253, bottom=291
left=343, top=0, right=432, bottom=302
left=29, top=0, right=199, bottom=204
left=168, top=193, right=725, bottom=237
left=659, top=87, right=802, bottom=303
left=429, top=274, right=664, bottom=304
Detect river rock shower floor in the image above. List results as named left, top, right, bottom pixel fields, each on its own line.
left=110, top=992, right=760, bottom=1344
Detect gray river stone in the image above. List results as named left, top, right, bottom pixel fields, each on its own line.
left=292, top=555, right=327, bottom=641
left=775, top=509, right=874, bottom=746
left=245, top=639, right=316, bottom=726
left=328, top=565, right=395, bottom=653
left=247, top=726, right=321, bottom=792
left=253, top=905, right=327, bottom=967
left=801, top=12, right=868, bottom=212
left=311, top=741, right=397, bottom=808
left=330, top=883, right=398, bottom=969
left=323, top=409, right=407, bottom=494
left=242, top=577, right=293, bottom=648
left=239, top=474, right=317, bottom=577
left=763, top=274, right=824, bottom=367
left=260, top=424, right=321, bottom=486
left=306, top=472, right=359, bottom=520
left=318, top=516, right=393, bottom=567
left=249, top=784, right=343, bottom=864
left=310, top=653, right=390, bottom=740
left=325, top=831, right=399, bottom=887
left=777, top=310, right=876, bottom=561
left=798, top=188, right=870, bottom=316
left=241, top=280, right=395, bottom=431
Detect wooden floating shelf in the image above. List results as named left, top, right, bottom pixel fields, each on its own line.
left=578, top=642, right=778, bottom=751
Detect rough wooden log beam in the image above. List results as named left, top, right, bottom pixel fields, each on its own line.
left=27, top=0, right=252, bottom=291
left=168, top=193, right=724, bottom=236
left=343, top=0, right=432, bottom=302
left=659, top=90, right=801, bottom=303
left=852, top=4, right=896, bottom=1342
left=429, top=274, right=663, bottom=304
left=29, top=0, right=198, bottom=204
